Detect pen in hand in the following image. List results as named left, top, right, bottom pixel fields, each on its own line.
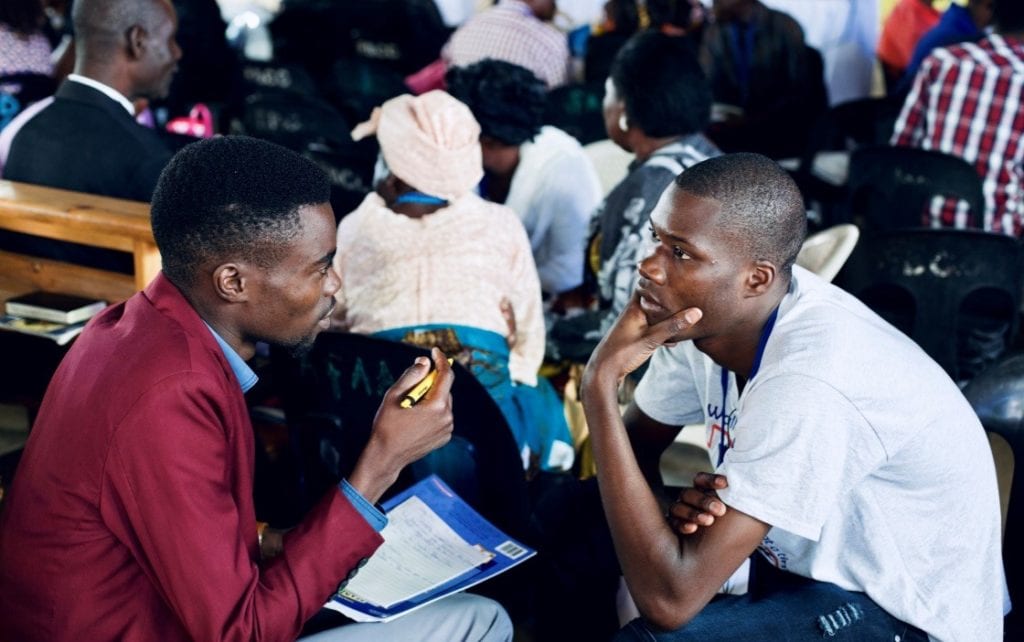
left=400, top=357, right=454, bottom=408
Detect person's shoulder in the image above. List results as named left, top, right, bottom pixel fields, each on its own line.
left=770, top=267, right=928, bottom=369
left=339, top=192, right=386, bottom=228
left=464, top=192, right=524, bottom=224
left=459, top=194, right=532, bottom=241
left=527, top=127, right=596, bottom=175
left=535, top=125, right=585, bottom=151
left=73, top=289, right=224, bottom=393
left=760, top=4, right=805, bottom=40
left=972, top=33, right=1024, bottom=64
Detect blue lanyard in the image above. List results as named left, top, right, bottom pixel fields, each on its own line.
left=394, top=191, right=448, bottom=206
left=716, top=306, right=779, bottom=466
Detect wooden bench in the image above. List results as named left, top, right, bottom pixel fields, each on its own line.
left=0, top=180, right=159, bottom=304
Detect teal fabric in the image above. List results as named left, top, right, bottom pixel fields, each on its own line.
left=373, top=324, right=573, bottom=471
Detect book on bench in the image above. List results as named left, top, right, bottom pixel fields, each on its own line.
left=325, top=475, right=535, bottom=623
left=0, top=315, right=89, bottom=346
left=5, top=291, right=107, bottom=325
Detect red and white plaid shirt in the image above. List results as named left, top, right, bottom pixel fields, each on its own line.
left=443, top=0, right=570, bottom=89
left=892, top=34, right=1024, bottom=237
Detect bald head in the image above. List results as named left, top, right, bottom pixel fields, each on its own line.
left=73, top=0, right=166, bottom=56
left=72, top=0, right=180, bottom=99
left=674, top=153, right=807, bottom=276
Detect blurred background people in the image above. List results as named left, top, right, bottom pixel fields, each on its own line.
left=699, top=0, right=826, bottom=159
left=551, top=32, right=719, bottom=361
left=443, top=0, right=571, bottom=89
left=897, top=0, right=994, bottom=94
left=1, top=0, right=181, bottom=273
left=892, top=0, right=1024, bottom=236
left=877, top=0, right=940, bottom=92
left=333, top=90, right=575, bottom=474
left=447, top=59, right=602, bottom=297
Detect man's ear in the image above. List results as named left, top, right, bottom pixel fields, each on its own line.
left=211, top=263, right=249, bottom=303
left=745, top=260, right=777, bottom=296
left=126, top=24, right=147, bottom=61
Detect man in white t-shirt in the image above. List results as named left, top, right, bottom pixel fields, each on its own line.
left=580, top=152, right=1006, bottom=641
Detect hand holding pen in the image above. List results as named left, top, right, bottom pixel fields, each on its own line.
left=401, top=357, right=455, bottom=408
left=348, top=348, right=456, bottom=503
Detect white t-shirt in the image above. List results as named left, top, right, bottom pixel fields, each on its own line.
left=504, top=126, right=603, bottom=295
left=634, top=265, right=1005, bottom=642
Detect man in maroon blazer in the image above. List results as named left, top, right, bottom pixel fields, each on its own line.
left=0, top=136, right=512, bottom=641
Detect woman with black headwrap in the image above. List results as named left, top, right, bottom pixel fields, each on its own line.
left=447, top=59, right=603, bottom=297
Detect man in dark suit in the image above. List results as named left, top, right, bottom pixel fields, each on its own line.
left=1, top=0, right=182, bottom=271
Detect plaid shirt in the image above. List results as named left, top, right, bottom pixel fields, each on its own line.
left=892, top=34, right=1024, bottom=237
left=443, top=0, right=570, bottom=89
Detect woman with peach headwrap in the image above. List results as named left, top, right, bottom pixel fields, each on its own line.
left=331, top=90, right=574, bottom=475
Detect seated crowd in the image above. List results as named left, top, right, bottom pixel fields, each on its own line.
left=0, top=0, right=1018, bottom=640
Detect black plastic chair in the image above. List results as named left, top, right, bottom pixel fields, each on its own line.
left=302, top=141, right=377, bottom=221
left=235, top=60, right=320, bottom=97
left=838, top=228, right=1023, bottom=382
left=961, top=352, right=1024, bottom=638
left=275, top=332, right=530, bottom=539
left=844, top=146, right=985, bottom=233
left=798, top=97, right=901, bottom=168
left=544, top=81, right=607, bottom=146
left=237, top=89, right=352, bottom=152
left=790, top=97, right=903, bottom=229
left=270, top=0, right=449, bottom=78
left=321, top=57, right=410, bottom=125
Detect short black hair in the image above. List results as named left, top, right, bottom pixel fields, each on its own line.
left=0, top=0, right=44, bottom=35
left=995, top=0, right=1024, bottom=33
left=151, top=136, right=331, bottom=289
left=445, top=59, right=546, bottom=146
left=674, top=153, right=806, bottom=275
left=610, top=31, right=711, bottom=137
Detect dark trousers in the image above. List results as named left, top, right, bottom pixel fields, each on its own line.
left=616, top=555, right=928, bottom=641
left=530, top=478, right=928, bottom=642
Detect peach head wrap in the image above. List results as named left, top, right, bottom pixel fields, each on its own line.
left=351, top=90, right=483, bottom=201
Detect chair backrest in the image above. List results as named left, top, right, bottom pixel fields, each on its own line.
left=961, top=351, right=1024, bottom=632
left=276, top=332, right=529, bottom=538
left=988, top=432, right=1015, bottom=540
left=544, top=81, right=608, bottom=146
left=302, top=141, right=377, bottom=221
left=798, top=97, right=901, bottom=172
left=236, top=60, right=320, bottom=97
left=845, top=146, right=985, bottom=232
left=321, top=57, right=409, bottom=125
left=237, top=89, right=352, bottom=151
left=838, top=228, right=1023, bottom=382
left=270, top=0, right=449, bottom=77
left=795, top=223, right=860, bottom=282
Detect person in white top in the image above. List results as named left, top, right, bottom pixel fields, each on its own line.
left=581, top=152, right=1006, bottom=641
left=447, top=59, right=602, bottom=296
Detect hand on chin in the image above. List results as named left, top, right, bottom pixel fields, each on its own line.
left=587, top=294, right=703, bottom=385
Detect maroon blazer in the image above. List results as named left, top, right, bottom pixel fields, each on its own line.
left=0, top=274, right=382, bottom=641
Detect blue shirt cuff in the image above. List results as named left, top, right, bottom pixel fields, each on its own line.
left=339, top=479, right=388, bottom=532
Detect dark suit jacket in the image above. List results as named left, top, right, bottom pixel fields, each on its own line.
left=1, top=79, right=175, bottom=271
left=0, top=273, right=383, bottom=641
left=4, top=79, right=173, bottom=200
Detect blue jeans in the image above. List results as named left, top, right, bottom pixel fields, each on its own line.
left=615, top=556, right=929, bottom=642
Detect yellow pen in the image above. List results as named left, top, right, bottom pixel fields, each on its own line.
left=400, top=358, right=454, bottom=408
